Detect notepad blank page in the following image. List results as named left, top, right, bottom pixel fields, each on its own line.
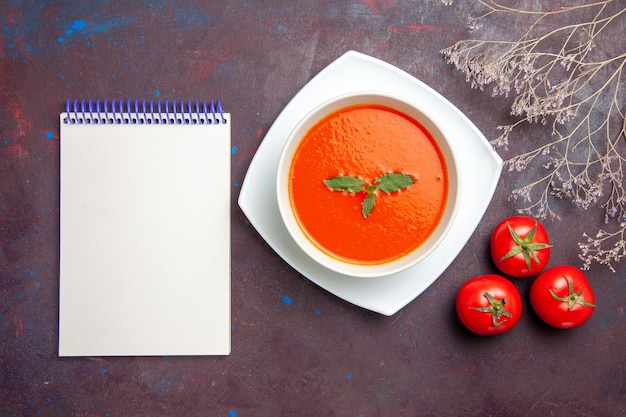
left=59, top=119, right=231, bottom=356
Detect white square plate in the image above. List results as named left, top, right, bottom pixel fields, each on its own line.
left=238, top=51, right=502, bottom=315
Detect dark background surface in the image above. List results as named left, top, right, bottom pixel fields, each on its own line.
left=1, top=1, right=624, bottom=416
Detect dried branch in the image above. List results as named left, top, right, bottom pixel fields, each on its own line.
left=440, top=0, right=626, bottom=270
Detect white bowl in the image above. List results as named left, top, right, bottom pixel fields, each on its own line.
left=276, top=91, right=461, bottom=278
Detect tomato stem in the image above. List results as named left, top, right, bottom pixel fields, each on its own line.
left=500, top=222, right=551, bottom=270
left=549, top=276, right=596, bottom=310
left=469, top=291, right=513, bottom=326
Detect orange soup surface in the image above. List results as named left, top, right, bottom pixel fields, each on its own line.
left=289, top=104, right=449, bottom=265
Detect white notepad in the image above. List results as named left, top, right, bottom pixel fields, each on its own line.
left=59, top=100, right=231, bottom=356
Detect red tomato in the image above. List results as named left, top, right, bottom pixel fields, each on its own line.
left=490, top=216, right=551, bottom=277
left=530, top=265, right=596, bottom=329
left=456, top=274, right=523, bottom=336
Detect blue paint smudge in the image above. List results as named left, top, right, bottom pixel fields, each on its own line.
left=231, top=145, right=237, bottom=155
left=45, top=131, right=54, bottom=139
left=65, top=20, right=86, bottom=37
left=71, top=20, right=87, bottom=31
left=60, top=16, right=137, bottom=44
left=346, top=372, right=353, bottom=380
left=103, top=369, right=108, bottom=373
left=155, top=89, right=160, bottom=97
left=277, top=24, right=283, bottom=30
left=315, top=310, right=321, bottom=316
left=282, top=295, right=292, bottom=305
left=228, top=411, right=236, bottom=417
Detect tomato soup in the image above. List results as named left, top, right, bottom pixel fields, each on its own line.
left=288, top=104, right=448, bottom=265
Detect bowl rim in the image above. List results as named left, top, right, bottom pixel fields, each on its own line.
left=276, top=90, right=462, bottom=278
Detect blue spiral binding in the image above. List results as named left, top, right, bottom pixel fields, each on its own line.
left=63, top=99, right=226, bottom=125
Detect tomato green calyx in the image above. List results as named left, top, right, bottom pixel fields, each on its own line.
left=549, top=276, right=597, bottom=310
left=469, top=291, right=513, bottom=327
left=500, top=222, right=552, bottom=270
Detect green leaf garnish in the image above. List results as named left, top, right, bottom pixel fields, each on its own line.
left=323, top=176, right=366, bottom=193
left=324, top=172, right=414, bottom=218
left=375, top=173, right=415, bottom=193
left=362, top=192, right=376, bottom=218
